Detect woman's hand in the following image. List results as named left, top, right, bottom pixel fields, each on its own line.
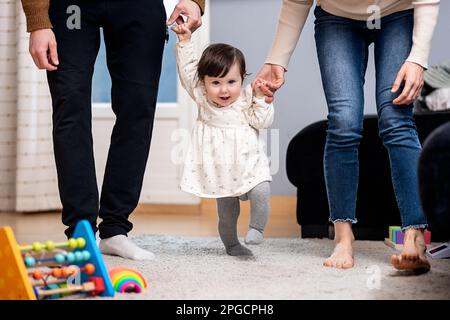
left=252, top=63, right=285, bottom=103
left=391, top=61, right=425, bottom=105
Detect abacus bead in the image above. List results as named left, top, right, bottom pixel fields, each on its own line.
left=45, top=241, right=55, bottom=251
left=74, top=251, right=83, bottom=261
left=52, top=268, right=62, bottom=278
left=54, top=253, right=65, bottom=263
left=61, top=267, right=70, bottom=277
left=24, top=256, right=36, bottom=267
left=82, top=250, right=91, bottom=261
left=32, top=270, right=43, bottom=280
left=68, top=238, right=77, bottom=249
left=66, top=252, right=75, bottom=263
left=67, top=265, right=78, bottom=276
left=77, top=238, right=86, bottom=248
left=84, top=263, right=95, bottom=275
left=32, top=242, right=42, bottom=252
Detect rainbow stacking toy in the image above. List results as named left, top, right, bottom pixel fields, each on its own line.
left=0, top=220, right=114, bottom=300
left=109, top=267, right=148, bottom=293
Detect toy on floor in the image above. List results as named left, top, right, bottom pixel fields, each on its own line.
left=0, top=220, right=115, bottom=300
left=109, top=267, right=148, bottom=293
left=384, top=226, right=431, bottom=251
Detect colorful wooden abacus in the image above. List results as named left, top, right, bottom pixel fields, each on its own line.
left=0, top=220, right=115, bottom=300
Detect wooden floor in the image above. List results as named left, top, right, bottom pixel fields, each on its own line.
left=0, top=197, right=300, bottom=244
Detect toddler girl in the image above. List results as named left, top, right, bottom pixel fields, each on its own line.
left=173, top=24, right=274, bottom=257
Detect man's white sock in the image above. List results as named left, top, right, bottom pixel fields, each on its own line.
left=99, top=235, right=155, bottom=260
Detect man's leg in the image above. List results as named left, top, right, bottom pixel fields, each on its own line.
left=47, top=0, right=102, bottom=238
left=97, top=0, right=167, bottom=259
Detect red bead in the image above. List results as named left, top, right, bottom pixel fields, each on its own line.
left=67, top=265, right=78, bottom=276
left=84, top=263, right=95, bottom=275
left=61, top=267, right=71, bottom=277
left=52, top=268, right=62, bottom=278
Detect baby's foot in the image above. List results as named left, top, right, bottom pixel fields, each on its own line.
left=99, top=235, right=155, bottom=260
left=391, top=229, right=430, bottom=272
left=226, top=243, right=253, bottom=257
left=245, top=228, right=264, bottom=245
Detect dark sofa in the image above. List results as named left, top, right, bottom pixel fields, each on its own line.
left=286, top=110, right=450, bottom=240
left=419, top=121, right=450, bottom=242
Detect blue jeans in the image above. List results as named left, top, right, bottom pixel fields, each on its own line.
left=314, top=6, right=427, bottom=230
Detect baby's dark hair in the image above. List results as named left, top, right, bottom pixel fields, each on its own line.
left=197, top=43, right=248, bottom=81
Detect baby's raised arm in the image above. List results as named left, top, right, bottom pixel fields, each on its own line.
left=245, top=85, right=274, bottom=130
left=174, top=27, right=199, bottom=102
left=171, top=23, right=192, bottom=43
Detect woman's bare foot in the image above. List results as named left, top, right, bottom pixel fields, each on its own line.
left=391, top=228, right=430, bottom=272
left=323, top=222, right=355, bottom=269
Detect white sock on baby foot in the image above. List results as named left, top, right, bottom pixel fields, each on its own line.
left=99, top=235, right=155, bottom=260
left=245, top=228, right=264, bottom=245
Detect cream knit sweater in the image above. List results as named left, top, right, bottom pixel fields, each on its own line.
left=266, top=0, right=440, bottom=69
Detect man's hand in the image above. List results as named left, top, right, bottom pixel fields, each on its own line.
left=392, top=61, right=424, bottom=105
left=252, top=64, right=285, bottom=103
left=167, top=0, right=202, bottom=33
left=29, top=29, right=59, bottom=71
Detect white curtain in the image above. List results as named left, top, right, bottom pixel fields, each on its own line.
left=0, top=1, right=60, bottom=212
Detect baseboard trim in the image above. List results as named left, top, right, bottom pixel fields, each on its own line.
left=136, top=196, right=297, bottom=217
left=135, top=203, right=201, bottom=215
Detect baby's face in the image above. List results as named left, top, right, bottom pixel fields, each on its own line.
left=203, top=62, right=242, bottom=108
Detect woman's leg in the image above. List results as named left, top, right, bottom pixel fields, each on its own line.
left=216, top=198, right=253, bottom=257
left=314, top=7, right=369, bottom=269
left=374, top=9, right=430, bottom=271
left=244, top=181, right=271, bottom=245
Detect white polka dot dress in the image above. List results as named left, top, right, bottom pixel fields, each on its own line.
left=176, top=40, right=274, bottom=198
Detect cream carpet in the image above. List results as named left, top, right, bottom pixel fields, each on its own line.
left=96, top=235, right=450, bottom=300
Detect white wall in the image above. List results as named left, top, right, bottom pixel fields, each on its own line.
left=0, top=0, right=60, bottom=211
left=0, top=0, right=17, bottom=210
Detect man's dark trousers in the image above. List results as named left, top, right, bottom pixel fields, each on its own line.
left=47, top=0, right=167, bottom=239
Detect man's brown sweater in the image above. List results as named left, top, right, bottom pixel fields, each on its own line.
left=21, top=0, right=206, bottom=32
